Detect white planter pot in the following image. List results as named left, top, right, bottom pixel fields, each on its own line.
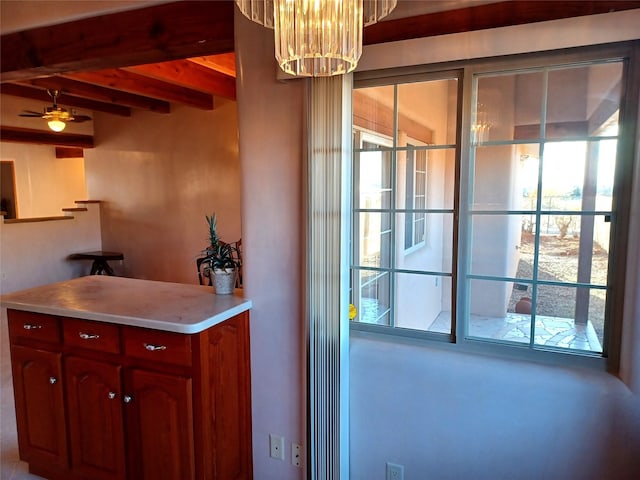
left=212, top=268, right=236, bottom=295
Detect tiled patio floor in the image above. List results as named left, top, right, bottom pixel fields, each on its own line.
left=428, top=311, right=603, bottom=352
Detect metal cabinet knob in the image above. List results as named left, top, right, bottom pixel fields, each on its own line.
left=143, top=343, right=167, bottom=352
left=79, top=332, right=100, bottom=340
left=108, top=392, right=117, bottom=400
left=23, top=323, right=42, bottom=330
left=49, top=377, right=57, bottom=385
left=123, top=395, right=133, bottom=403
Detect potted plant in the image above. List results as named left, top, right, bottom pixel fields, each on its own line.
left=201, top=213, right=239, bottom=294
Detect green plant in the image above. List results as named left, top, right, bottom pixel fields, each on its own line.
left=202, top=213, right=239, bottom=272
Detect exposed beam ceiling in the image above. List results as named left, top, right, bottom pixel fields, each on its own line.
left=65, top=69, right=214, bottom=110
left=1, top=0, right=638, bottom=146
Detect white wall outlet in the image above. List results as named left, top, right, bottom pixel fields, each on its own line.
left=386, top=462, right=404, bottom=480
left=269, top=434, right=285, bottom=460
left=291, top=443, right=302, bottom=467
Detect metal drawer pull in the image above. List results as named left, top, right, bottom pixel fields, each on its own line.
left=123, top=395, right=133, bottom=403
left=79, top=332, right=100, bottom=340
left=108, top=392, right=117, bottom=400
left=144, top=343, right=167, bottom=352
left=23, top=323, right=42, bottom=330
left=49, top=377, right=57, bottom=385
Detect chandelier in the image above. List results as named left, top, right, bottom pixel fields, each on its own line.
left=236, top=0, right=397, bottom=77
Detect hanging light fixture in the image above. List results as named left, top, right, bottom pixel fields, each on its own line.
left=236, top=0, right=397, bottom=77
left=47, top=118, right=67, bottom=132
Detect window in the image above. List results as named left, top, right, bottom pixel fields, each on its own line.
left=404, top=145, right=427, bottom=251
left=350, top=44, right=637, bottom=366
left=352, top=76, right=457, bottom=331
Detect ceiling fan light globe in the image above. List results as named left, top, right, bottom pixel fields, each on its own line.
left=48, top=119, right=66, bottom=132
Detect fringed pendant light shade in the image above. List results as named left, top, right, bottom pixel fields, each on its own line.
left=236, top=0, right=397, bottom=77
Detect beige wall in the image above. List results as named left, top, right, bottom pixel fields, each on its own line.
left=235, top=13, right=305, bottom=480
left=85, top=101, right=242, bottom=284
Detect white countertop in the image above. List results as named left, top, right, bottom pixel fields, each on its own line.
left=0, top=276, right=252, bottom=334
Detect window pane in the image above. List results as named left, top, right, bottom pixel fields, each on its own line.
left=476, top=71, right=544, bottom=143
left=353, top=85, right=396, bottom=140
left=541, top=140, right=617, bottom=212
left=403, top=147, right=455, bottom=210
left=357, top=212, right=391, bottom=269
left=537, top=215, right=609, bottom=286
left=470, top=214, right=527, bottom=279
left=472, top=144, right=540, bottom=211
left=546, top=62, right=622, bottom=139
left=467, top=278, right=531, bottom=345
left=356, top=148, right=392, bottom=210
left=353, top=269, right=391, bottom=326
left=396, top=273, right=451, bottom=334
left=397, top=78, right=458, bottom=146
left=535, top=285, right=603, bottom=352
left=397, top=212, right=453, bottom=273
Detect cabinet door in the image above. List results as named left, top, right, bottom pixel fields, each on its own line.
left=65, top=356, right=126, bottom=480
left=10, top=345, right=68, bottom=470
left=125, top=369, right=195, bottom=480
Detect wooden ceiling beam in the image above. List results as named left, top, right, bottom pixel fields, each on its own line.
left=1, top=126, right=94, bottom=148
left=56, top=147, right=84, bottom=159
left=363, top=1, right=640, bottom=45
left=0, top=83, right=131, bottom=117
left=188, top=53, right=237, bottom=78
left=126, top=60, right=236, bottom=101
left=1, top=1, right=234, bottom=82
left=25, top=76, right=170, bottom=113
left=68, top=69, right=214, bottom=110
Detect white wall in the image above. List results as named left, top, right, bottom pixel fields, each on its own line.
left=351, top=10, right=640, bottom=480
left=0, top=203, right=102, bottom=294
left=350, top=337, right=640, bottom=480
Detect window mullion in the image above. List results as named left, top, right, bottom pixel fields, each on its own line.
left=389, top=85, right=399, bottom=327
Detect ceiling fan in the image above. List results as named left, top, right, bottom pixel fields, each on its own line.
left=19, top=89, right=92, bottom=132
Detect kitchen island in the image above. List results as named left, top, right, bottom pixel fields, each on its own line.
left=1, top=275, right=253, bottom=480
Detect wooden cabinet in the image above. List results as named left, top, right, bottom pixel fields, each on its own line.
left=125, top=369, right=194, bottom=480
left=10, top=345, right=68, bottom=472
left=65, top=357, right=126, bottom=480
left=7, top=309, right=252, bottom=480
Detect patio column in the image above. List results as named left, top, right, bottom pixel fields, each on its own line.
left=575, top=141, right=599, bottom=325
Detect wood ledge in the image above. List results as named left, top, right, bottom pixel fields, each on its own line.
left=4, top=216, right=73, bottom=224
left=2, top=199, right=101, bottom=223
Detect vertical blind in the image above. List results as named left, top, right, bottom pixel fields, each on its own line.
left=307, top=74, right=351, bottom=479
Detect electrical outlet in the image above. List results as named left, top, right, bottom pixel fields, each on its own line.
left=386, top=462, right=404, bottom=480
left=291, top=443, right=302, bottom=467
left=269, top=434, right=285, bottom=460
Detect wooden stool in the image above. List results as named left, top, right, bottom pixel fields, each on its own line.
left=68, top=250, right=124, bottom=275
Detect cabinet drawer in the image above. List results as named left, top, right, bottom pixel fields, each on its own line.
left=123, top=327, right=192, bottom=367
left=63, top=319, right=121, bottom=354
left=8, top=310, right=61, bottom=344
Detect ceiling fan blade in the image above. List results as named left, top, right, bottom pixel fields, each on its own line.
left=19, top=111, right=44, bottom=117
left=69, top=115, right=92, bottom=123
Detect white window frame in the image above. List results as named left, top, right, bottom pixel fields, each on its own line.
left=403, top=142, right=428, bottom=254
